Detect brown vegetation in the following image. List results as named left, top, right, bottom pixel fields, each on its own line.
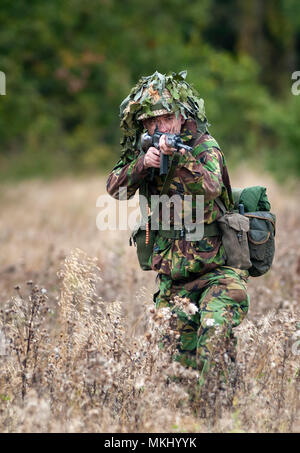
left=0, top=169, right=299, bottom=432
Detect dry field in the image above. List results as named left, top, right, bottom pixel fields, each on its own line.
left=0, top=167, right=299, bottom=433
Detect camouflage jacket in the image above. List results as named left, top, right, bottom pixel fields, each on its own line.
left=106, top=124, right=233, bottom=280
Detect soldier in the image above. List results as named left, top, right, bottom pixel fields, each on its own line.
left=106, top=71, right=249, bottom=378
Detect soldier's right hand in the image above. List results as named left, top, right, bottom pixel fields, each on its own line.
left=144, top=147, right=160, bottom=169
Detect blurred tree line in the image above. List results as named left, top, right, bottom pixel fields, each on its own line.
left=0, top=0, right=299, bottom=180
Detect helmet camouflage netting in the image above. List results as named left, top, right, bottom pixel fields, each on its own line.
left=119, top=70, right=208, bottom=159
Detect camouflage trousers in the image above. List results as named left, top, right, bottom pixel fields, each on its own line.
left=153, top=266, right=250, bottom=378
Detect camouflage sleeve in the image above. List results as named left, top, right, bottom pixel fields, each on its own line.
left=106, top=152, right=149, bottom=200
left=175, top=146, right=223, bottom=201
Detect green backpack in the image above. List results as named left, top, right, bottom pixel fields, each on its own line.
left=231, top=186, right=276, bottom=277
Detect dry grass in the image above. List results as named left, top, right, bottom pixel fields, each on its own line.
left=0, top=168, right=299, bottom=433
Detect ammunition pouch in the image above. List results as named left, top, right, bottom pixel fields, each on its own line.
left=245, top=211, right=276, bottom=277
left=217, top=212, right=252, bottom=270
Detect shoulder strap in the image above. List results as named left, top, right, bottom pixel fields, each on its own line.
left=215, top=197, right=228, bottom=215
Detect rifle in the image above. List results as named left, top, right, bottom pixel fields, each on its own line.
left=141, top=126, right=193, bottom=176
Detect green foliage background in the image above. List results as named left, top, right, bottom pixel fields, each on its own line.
left=0, top=0, right=299, bottom=180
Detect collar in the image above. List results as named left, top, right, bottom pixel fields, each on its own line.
left=180, top=118, right=198, bottom=143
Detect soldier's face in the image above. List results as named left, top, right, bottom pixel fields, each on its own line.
left=142, top=113, right=184, bottom=135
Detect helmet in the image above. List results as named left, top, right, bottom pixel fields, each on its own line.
left=119, top=70, right=208, bottom=155
left=136, top=87, right=176, bottom=120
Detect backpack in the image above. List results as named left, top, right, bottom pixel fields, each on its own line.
left=231, top=186, right=276, bottom=277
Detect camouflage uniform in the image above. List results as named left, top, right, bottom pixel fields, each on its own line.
left=106, top=71, right=250, bottom=375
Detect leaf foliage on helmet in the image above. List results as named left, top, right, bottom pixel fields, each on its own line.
left=119, top=70, right=208, bottom=161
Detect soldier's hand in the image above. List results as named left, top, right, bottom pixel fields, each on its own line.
left=144, top=147, right=160, bottom=168
left=159, top=134, right=176, bottom=155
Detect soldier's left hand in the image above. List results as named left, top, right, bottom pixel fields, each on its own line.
left=159, top=134, right=186, bottom=156
left=159, top=134, right=176, bottom=155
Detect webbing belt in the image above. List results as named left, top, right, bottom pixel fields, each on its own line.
left=158, top=221, right=220, bottom=239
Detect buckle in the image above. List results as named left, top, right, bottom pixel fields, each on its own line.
left=179, top=225, right=197, bottom=239
left=185, top=225, right=196, bottom=234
